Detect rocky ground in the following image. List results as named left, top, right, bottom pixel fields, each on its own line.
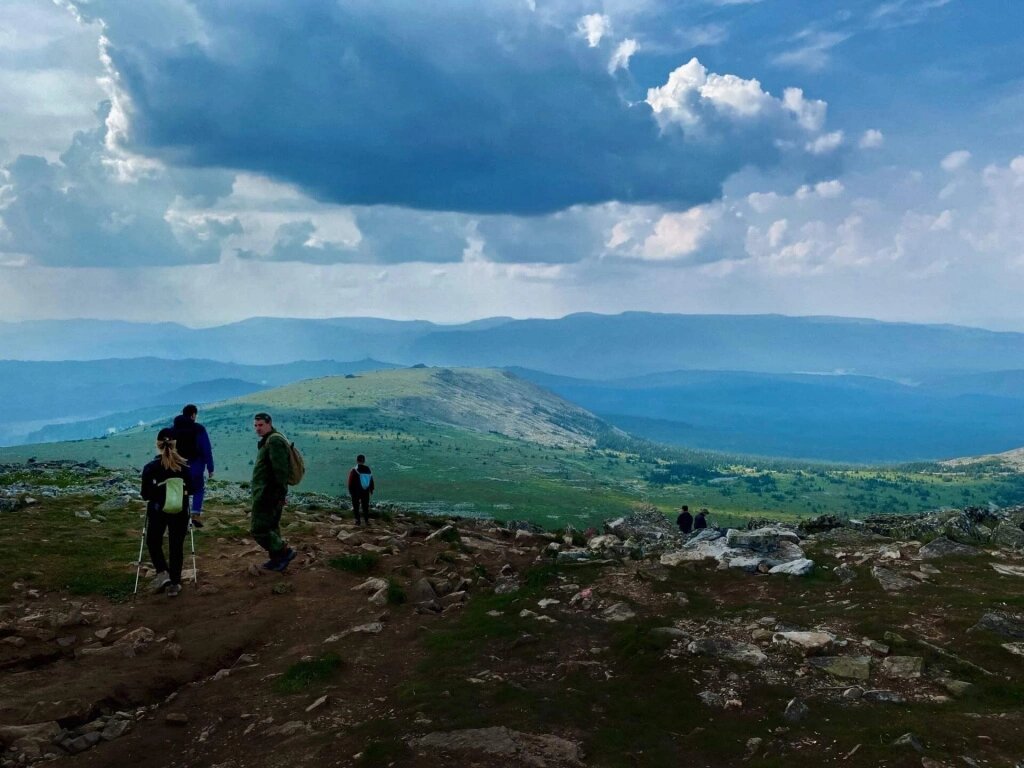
left=2, top=461, right=1024, bottom=767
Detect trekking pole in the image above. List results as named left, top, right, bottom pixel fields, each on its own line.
left=133, top=515, right=148, bottom=595
left=189, top=520, right=198, bottom=584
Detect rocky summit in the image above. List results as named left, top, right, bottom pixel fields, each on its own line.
left=2, top=462, right=1024, bottom=767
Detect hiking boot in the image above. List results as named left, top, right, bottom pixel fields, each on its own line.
left=166, top=583, right=182, bottom=597
left=150, top=571, right=171, bottom=593
left=268, top=548, right=297, bottom=572
left=190, top=515, right=204, bottom=529
left=261, top=557, right=280, bottom=570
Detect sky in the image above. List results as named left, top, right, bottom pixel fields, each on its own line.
left=0, top=0, right=1022, bottom=329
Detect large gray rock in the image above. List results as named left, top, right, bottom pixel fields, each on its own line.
left=409, top=727, right=583, bottom=767
left=0, top=722, right=61, bottom=750
left=918, top=536, right=982, bottom=560
left=685, top=528, right=724, bottom=546
left=726, top=527, right=800, bottom=553
left=773, top=631, right=835, bottom=655
left=726, top=555, right=765, bottom=573
left=807, top=656, right=871, bottom=681
left=992, top=521, right=1024, bottom=549
left=688, top=637, right=767, bottom=666
left=991, top=563, right=1024, bottom=578
left=871, top=566, right=918, bottom=592
left=783, top=698, right=809, bottom=723
left=879, top=656, right=923, bottom=679
left=409, top=578, right=438, bottom=604
left=660, top=537, right=731, bottom=566
left=600, top=603, right=636, bottom=623
left=769, top=558, right=815, bottom=576
left=970, top=611, right=1024, bottom=639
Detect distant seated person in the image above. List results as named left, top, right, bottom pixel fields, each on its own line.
left=695, top=508, right=709, bottom=530
left=676, top=504, right=693, bottom=535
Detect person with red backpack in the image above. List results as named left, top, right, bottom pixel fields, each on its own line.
left=347, top=454, right=375, bottom=525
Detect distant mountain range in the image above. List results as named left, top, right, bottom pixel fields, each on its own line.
left=511, top=368, right=1024, bottom=462
left=0, top=358, right=397, bottom=445
left=5, top=312, right=1024, bottom=378
left=5, top=311, right=1024, bottom=461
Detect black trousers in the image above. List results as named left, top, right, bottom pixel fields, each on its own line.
left=146, top=506, right=189, bottom=585
left=351, top=492, right=370, bottom=522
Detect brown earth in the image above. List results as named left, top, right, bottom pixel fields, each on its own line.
left=4, top=491, right=1024, bottom=768
left=1, top=511, right=542, bottom=768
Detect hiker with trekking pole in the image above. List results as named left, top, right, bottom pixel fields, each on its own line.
left=135, top=428, right=194, bottom=596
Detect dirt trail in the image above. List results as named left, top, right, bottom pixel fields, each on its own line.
left=2, top=512, right=538, bottom=768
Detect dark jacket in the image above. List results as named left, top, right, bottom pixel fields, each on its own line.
left=677, top=510, right=693, bottom=534
left=171, top=414, right=215, bottom=474
left=252, top=429, right=291, bottom=502
left=694, top=513, right=708, bottom=530
left=141, top=457, right=190, bottom=513
left=347, top=464, right=375, bottom=495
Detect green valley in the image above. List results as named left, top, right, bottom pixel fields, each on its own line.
left=2, top=367, right=1022, bottom=528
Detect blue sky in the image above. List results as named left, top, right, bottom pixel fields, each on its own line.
left=0, top=0, right=1022, bottom=328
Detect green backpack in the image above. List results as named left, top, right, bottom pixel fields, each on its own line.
left=160, top=477, right=187, bottom=514
left=270, top=433, right=306, bottom=486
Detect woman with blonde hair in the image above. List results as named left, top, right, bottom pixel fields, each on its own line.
left=140, top=428, right=191, bottom=596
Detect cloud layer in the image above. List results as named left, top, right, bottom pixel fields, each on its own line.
left=67, top=0, right=837, bottom=215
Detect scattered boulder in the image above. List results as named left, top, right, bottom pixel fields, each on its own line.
left=726, top=527, right=800, bottom=552
left=352, top=577, right=388, bottom=593
left=783, top=698, right=809, bottom=723
left=862, top=689, right=904, bottom=704
left=834, top=564, right=857, bottom=583
left=409, top=726, right=583, bottom=767
left=409, top=578, right=437, bottom=604
left=773, top=631, right=835, bottom=655
left=769, top=558, right=815, bottom=576
left=892, top=732, right=924, bottom=752
left=871, top=566, right=918, bottom=592
left=600, top=603, right=636, bottom=623
left=918, top=536, right=981, bottom=559
left=970, top=611, right=1024, bottom=639
left=807, top=656, right=871, bottom=681
left=991, top=563, right=1024, bottom=578
left=880, top=656, right=923, bottom=679
left=688, top=637, right=767, bottom=666
left=266, top=721, right=308, bottom=737
left=992, top=521, right=1024, bottom=549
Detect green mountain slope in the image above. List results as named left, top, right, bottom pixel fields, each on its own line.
left=3, top=367, right=1023, bottom=526
left=0, top=369, right=638, bottom=524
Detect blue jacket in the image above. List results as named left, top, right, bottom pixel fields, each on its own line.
left=172, top=414, right=215, bottom=474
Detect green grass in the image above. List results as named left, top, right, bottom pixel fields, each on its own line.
left=386, top=580, right=407, bottom=605
left=273, top=653, right=343, bottom=694
left=66, top=572, right=135, bottom=602
left=3, top=367, right=1023, bottom=531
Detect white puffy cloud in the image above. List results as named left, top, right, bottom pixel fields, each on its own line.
left=795, top=180, right=844, bottom=199
left=577, top=13, right=611, bottom=46
left=859, top=129, right=884, bottom=149
left=648, top=59, right=771, bottom=124
left=941, top=150, right=971, bottom=172
left=805, top=131, right=844, bottom=155
left=636, top=205, right=720, bottom=261
left=608, top=38, right=638, bottom=73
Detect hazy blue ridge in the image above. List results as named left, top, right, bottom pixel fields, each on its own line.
left=5, top=313, right=1024, bottom=378
left=510, top=367, right=1024, bottom=463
